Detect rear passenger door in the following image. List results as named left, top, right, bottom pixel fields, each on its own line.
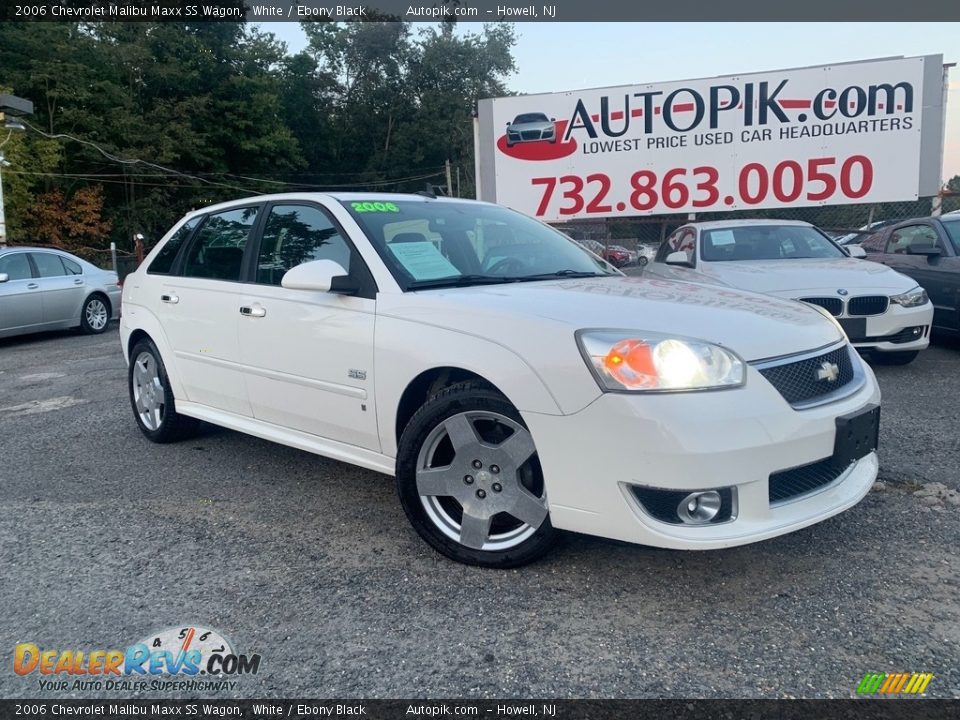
left=156, top=205, right=261, bottom=417
left=237, top=201, right=380, bottom=450
left=29, top=251, right=86, bottom=325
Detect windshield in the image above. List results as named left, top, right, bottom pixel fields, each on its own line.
left=944, top=219, right=960, bottom=253
left=701, top=225, right=844, bottom=261
left=513, top=113, right=548, bottom=124
left=342, top=199, right=617, bottom=290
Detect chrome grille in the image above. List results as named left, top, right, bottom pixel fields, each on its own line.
left=799, top=297, right=843, bottom=316
left=756, top=345, right=855, bottom=407
left=847, top=296, right=889, bottom=316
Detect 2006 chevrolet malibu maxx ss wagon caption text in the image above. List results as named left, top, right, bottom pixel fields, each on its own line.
left=119, top=193, right=881, bottom=567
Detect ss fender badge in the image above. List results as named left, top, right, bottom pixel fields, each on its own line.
left=348, top=369, right=367, bottom=380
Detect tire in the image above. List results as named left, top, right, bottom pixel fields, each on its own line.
left=873, top=350, right=919, bottom=366
left=128, top=338, right=200, bottom=443
left=636, top=256, right=649, bottom=267
left=396, top=380, right=557, bottom=568
left=80, top=294, right=111, bottom=334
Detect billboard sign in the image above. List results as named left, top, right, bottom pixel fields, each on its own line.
left=475, top=56, right=947, bottom=222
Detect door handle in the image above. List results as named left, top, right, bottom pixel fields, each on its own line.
left=239, top=305, right=266, bottom=318
left=73, top=278, right=84, bottom=285
left=160, top=293, right=179, bottom=304
left=27, top=283, right=39, bottom=289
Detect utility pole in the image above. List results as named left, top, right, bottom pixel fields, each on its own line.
left=445, top=159, right=453, bottom=198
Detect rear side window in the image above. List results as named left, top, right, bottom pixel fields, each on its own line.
left=149, top=217, right=201, bottom=275
left=256, top=205, right=351, bottom=285
left=0, top=252, right=32, bottom=281
left=61, top=256, right=83, bottom=275
left=31, top=252, right=67, bottom=277
left=183, top=208, right=260, bottom=282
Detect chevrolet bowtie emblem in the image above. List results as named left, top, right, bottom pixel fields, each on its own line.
left=816, top=361, right=840, bottom=382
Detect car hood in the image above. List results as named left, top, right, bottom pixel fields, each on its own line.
left=380, top=275, right=842, bottom=363
left=652, top=257, right=917, bottom=295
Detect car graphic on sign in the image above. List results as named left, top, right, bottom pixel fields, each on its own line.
left=505, top=112, right=557, bottom=147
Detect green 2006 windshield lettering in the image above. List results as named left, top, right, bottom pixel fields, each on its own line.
left=351, top=201, right=400, bottom=213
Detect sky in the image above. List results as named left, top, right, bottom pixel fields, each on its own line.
left=265, top=22, right=960, bottom=182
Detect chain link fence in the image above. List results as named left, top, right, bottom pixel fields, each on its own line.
left=552, top=191, right=960, bottom=258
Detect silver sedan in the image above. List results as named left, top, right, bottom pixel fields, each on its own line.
left=0, top=246, right=122, bottom=339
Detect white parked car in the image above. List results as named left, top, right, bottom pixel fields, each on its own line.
left=120, top=195, right=881, bottom=567
left=644, top=220, right=933, bottom=365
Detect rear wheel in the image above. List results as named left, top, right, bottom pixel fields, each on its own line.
left=396, top=381, right=556, bottom=568
left=128, top=338, right=200, bottom=443
left=873, top=350, right=919, bottom=366
left=80, top=294, right=110, bottom=334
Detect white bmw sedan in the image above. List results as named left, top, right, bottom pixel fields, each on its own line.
left=644, top=220, right=933, bottom=365
left=120, top=195, right=881, bottom=567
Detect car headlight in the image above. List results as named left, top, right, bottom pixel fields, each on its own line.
left=576, top=330, right=745, bottom=392
left=890, top=286, right=928, bottom=307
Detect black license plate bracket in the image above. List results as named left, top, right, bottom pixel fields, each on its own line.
left=838, top=317, right=867, bottom=341
left=833, top=404, right=880, bottom=468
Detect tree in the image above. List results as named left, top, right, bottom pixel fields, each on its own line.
left=22, top=185, right=112, bottom=251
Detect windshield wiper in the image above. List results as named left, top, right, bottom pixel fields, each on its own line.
left=506, top=270, right=612, bottom=282
left=406, top=275, right=519, bottom=290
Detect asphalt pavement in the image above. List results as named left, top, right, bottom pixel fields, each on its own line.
left=1, top=325, right=958, bottom=699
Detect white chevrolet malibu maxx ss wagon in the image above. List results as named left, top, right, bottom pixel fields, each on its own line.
left=120, top=194, right=881, bottom=567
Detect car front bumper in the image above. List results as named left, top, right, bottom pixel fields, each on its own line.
left=847, top=301, right=932, bottom=353
left=523, top=351, right=881, bottom=549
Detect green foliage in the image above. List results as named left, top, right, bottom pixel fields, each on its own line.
left=0, top=21, right=517, bottom=249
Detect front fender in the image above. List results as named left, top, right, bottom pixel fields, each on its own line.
left=374, top=316, right=564, bottom=457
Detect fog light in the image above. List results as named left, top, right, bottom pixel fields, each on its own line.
left=677, top=491, right=721, bottom=524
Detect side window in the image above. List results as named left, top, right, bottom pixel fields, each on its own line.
left=859, top=231, right=887, bottom=253
left=256, top=205, right=351, bottom=286
left=656, top=231, right=683, bottom=262
left=31, top=252, right=67, bottom=278
left=886, top=225, right=939, bottom=255
left=61, top=256, right=83, bottom=275
left=149, top=217, right=201, bottom=275
left=183, top=208, right=259, bottom=281
left=0, top=253, right=33, bottom=281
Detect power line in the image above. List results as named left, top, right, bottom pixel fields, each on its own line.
left=20, top=120, right=451, bottom=190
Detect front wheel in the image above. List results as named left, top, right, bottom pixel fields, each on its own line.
left=873, top=350, right=919, bottom=366
left=128, top=338, right=200, bottom=443
left=636, top=256, right=649, bottom=267
left=396, top=381, right=557, bottom=568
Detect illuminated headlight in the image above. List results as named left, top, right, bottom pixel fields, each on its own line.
left=576, top=330, right=745, bottom=392
left=890, top=286, right=928, bottom=308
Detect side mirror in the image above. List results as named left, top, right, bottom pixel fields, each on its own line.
left=0, top=273, right=8, bottom=283
left=280, top=260, right=355, bottom=294
left=665, top=251, right=693, bottom=267
left=505, top=121, right=510, bottom=126
left=550, top=117, right=556, bottom=122
left=907, top=244, right=941, bottom=257
left=846, top=245, right=867, bottom=258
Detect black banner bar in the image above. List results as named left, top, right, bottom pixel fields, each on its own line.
left=2, top=0, right=960, bottom=22
left=1, top=700, right=959, bottom=720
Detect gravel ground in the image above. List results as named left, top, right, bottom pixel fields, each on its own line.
left=1, top=325, right=958, bottom=699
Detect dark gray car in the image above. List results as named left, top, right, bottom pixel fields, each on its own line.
left=857, top=217, right=960, bottom=334
left=0, top=246, right=122, bottom=339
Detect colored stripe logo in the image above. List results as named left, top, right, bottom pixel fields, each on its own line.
left=857, top=672, right=933, bottom=695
